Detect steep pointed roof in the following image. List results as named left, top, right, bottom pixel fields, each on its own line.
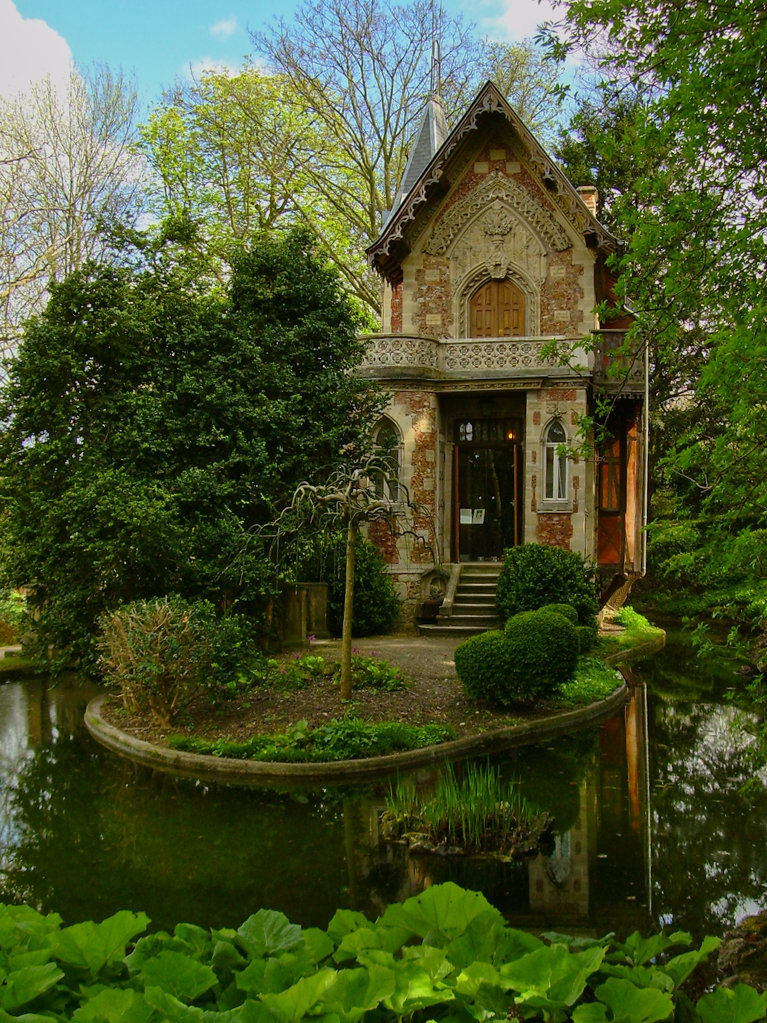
left=369, top=80, right=617, bottom=282
left=383, top=94, right=450, bottom=227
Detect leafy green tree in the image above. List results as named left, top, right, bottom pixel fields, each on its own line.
left=549, top=0, right=767, bottom=627
left=139, top=68, right=366, bottom=307
left=0, top=226, right=381, bottom=669
left=553, top=83, right=656, bottom=232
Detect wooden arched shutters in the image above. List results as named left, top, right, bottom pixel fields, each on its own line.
left=469, top=279, right=526, bottom=337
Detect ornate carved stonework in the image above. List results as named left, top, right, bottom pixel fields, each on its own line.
left=359, top=335, right=561, bottom=376
left=442, top=340, right=560, bottom=373
left=360, top=334, right=440, bottom=370
left=482, top=208, right=515, bottom=279
left=424, top=171, right=571, bottom=256
left=368, top=82, right=613, bottom=267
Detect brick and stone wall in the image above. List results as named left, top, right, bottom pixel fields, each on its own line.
left=525, top=386, right=593, bottom=559
left=395, top=131, right=597, bottom=341
left=366, top=389, right=441, bottom=617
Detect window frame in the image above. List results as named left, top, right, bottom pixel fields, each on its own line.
left=372, top=417, right=401, bottom=502
left=542, top=418, right=569, bottom=504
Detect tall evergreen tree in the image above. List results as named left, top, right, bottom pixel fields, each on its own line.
left=0, top=226, right=381, bottom=667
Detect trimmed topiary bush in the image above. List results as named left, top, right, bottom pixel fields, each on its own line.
left=538, top=602, right=578, bottom=624
left=496, top=543, right=599, bottom=626
left=456, top=608, right=580, bottom=707
left=576, top=621, right=599, bottom=653
left=454, top=630, right=517, bottom=705
left=504, top=608, right=579, bottom=696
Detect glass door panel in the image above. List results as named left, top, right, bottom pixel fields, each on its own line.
left=457, top=446, right=519, bottom=561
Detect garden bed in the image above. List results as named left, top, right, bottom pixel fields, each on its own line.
left=99, top=641, right=536, bottom=749
left=96, top=631, right=638, bottom=763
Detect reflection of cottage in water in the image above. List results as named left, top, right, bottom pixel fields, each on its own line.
left=362, top=685, right=651, bottom=936
left=362, top=80, right=646, bottom=621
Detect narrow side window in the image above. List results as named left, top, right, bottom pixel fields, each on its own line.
left=373, top=418, right=400, bottom=500
left=544, top=419, right=567, bottom=501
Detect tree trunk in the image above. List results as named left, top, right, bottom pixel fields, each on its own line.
left=340, top=518, right=357, bottom=700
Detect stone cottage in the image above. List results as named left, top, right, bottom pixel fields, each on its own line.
left=361, top=81, right=646, bottom=626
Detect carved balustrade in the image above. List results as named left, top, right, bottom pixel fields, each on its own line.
left=358, top=333, right=579, bottom=380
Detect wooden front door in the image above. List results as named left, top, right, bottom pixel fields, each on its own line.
left=470, top=279, right=525, bottom=337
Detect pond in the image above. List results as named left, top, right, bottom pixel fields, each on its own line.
left=1, top=631, right=766, bottom=939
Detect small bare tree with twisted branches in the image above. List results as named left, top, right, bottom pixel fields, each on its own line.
left=284, top=454, right=433, bottom=700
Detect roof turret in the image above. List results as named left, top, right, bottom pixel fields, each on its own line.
left=382, top=93, right=449, bottom=227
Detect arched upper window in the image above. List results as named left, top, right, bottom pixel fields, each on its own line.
left=544, top=419, right=568, bottom=501
left=469, top=278, right=526, bottom=337
left=373, top=418, right=400, bottom=501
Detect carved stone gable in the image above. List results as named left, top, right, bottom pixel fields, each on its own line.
left=424, top=171, right=571, bottom=257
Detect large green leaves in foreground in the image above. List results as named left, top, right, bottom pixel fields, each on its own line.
left=0, top=883, right=765, bottom=1022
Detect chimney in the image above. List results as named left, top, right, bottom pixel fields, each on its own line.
left=577, top=185, right=599, bottom=218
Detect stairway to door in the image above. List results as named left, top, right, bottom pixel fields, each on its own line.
left=418, top=562, right=502, bottom=637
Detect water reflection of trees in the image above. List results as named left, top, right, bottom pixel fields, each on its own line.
left=4, top=647, right=764, bottom=941
left=649, top=695, right=767, bottom=937
left=2, top=731, right=373, bottom=929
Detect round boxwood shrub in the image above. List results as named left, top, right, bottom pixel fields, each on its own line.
left=496, top=543, right=599, bottom=626
left=454, top=630, right=518, bottom=706
left=503, top=608, right=579, bottom=696
left=538, top=602, right=578, bottom=624
left=576, top=621, right=598, bottom=653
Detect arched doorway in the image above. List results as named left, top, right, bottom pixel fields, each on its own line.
left=469, top=279, right=526, bottom=337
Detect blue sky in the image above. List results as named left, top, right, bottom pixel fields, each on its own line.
left=1, top=0, right=559, bottom=107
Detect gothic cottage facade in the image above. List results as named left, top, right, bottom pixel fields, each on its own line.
left=360, top=81, right=646, bottom=622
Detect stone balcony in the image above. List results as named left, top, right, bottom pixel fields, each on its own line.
left=358, top=333, right=590, bottom=386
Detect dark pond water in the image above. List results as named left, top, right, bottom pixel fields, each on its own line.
left=1, top=632, right=766, bottom=939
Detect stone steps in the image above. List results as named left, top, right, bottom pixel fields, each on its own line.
left=418, top=563, right=502, bottom=637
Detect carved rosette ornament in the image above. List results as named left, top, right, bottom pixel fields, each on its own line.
left=482, top=208, right=515, bottom=279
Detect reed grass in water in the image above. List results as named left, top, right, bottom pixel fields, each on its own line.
left=386, top=762, right=533, bottom=854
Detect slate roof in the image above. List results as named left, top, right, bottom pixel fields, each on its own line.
left=382, top=94, right=449, bottom=228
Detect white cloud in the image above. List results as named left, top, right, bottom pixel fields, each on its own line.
left=0, top=0, right=72, bottom=98
left=210, top=17, right=239, bottom=39
left=184, top=57, right=239, bottom=82
left=470, top=0, right=560, bottom=43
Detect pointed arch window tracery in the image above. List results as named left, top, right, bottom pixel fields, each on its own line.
left=372, top=417, right=401, bottom=501
left=544, top=419, right=568, bottom=501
